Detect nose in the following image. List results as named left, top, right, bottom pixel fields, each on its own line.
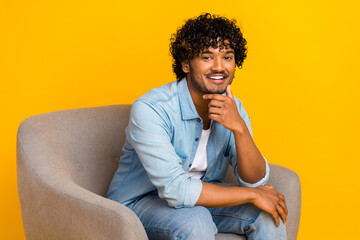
left=211, top=57, right=225, bottom=72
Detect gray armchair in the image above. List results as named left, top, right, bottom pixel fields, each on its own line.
left=17, top=105, right=301, bottom=240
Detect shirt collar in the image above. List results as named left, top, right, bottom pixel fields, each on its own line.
left=178, top=77, right=200, bottom=120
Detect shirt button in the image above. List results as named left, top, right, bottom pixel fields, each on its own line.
left=189, top=164, right=192, bottom=167
left=195, top=137, right=199, bottom=142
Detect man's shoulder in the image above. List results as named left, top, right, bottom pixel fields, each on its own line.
left=129, top=81, right=182, bottom=128
left=137, top=81, right=179, bottom=105
left=131, top=81, right=181, bottom=120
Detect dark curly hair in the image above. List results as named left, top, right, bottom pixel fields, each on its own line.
left=170, top=13, right=247, bottom=81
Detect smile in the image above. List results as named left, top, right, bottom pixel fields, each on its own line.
left=209, top=76, right=224, bottom=80
left=206, top=74, right=228, bottom=84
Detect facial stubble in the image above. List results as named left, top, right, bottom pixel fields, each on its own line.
left=188, top=63, right=234, bottom=94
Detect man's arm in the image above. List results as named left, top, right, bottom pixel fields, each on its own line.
left=196, top=183, right=287, bottom=227
left=201, top=85, right=288, bottom=226
left=203, top=85, right=266, bottom=183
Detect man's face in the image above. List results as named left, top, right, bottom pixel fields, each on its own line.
left=183, top=45, right=236, bottom=95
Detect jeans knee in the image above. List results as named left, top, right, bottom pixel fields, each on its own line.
left=180, top=207, right=217, bottom=240
left=248, top=210, right=287, bottom=240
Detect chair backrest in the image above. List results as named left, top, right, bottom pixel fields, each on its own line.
left=17, top=105, right=131, bottom=196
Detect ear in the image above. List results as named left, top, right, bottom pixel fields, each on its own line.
left=182, top=60, right=190, bottom=73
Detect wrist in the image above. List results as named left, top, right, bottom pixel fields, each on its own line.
left=232, top=118, right=251, bottom=137
left=232, top=124, right=245, bottom=136
left=246, top=187, right=259, bottom=204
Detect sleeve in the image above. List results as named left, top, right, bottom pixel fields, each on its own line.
left=229, top=100, right=270, bottom=187
left=127, top=100, right=202, bottom=208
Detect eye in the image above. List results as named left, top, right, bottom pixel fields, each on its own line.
left=202, top=56, right=211, bottom=60
left=224, top=56, right=233, bottom=60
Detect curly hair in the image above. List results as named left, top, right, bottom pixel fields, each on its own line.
left=170, top=13, right=247, bottom=81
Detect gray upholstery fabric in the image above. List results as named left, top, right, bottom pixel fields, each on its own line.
left=17, top=105, right=301, bottom=240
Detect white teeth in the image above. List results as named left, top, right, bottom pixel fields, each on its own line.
left=209, top=76, right=224, bottom=80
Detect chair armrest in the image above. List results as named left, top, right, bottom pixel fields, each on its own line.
left=221, top=164, right=301, bottom=240
left=267, top=164, right=301, bottom=240
left=17, top=136, right=148, bottom=240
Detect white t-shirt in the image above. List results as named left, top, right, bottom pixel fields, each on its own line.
left=188, top=127, right=211, bottom=179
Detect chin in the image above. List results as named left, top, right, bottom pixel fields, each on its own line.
left=210, top=84, right=228, bottom=94
left=204, top=88, right=226, bottom=95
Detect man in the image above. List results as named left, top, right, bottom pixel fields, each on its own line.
left=107, top=13, right=287, bottom=240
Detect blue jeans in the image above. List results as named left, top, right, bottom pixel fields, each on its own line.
left=128, top=193, right=287, bottom=240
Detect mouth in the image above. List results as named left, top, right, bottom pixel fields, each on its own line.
left=206, top=74, right=228, bottom=84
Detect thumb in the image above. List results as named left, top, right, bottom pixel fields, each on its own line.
left=226, top=85, right=233, bottom=99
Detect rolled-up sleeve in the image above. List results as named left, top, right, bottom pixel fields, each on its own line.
left=236, top=156, right=270, bottom=187
left=230, top=100, right=270, bottom=187
left=128, top=100, right=202, bottom=208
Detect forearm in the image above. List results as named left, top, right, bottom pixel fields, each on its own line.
left=195, top=182, right=255, bottom=208
left=196, top=182, right=288, bottom=227
left=203, top=89, right=267, bottom=184
left=233, top=123, right=266, bottom=184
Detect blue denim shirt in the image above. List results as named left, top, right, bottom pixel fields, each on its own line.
left=106, top=78, right=269, bottom=208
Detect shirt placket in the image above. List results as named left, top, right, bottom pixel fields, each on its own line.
left=188, top=117, right=203, bottom=170
left=202, top=122, right=217, bottom=181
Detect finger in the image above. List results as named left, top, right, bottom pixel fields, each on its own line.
left=279, top=193, right=285, bottom=201
left=208, top=100, right=223, bottom=108
left=203, top=94, right=226, bottom=101
left=208, top=114, right=221, bottom=122
left=226, top=85, right=233, bottom=99
left=208, top=106, right=222, bottom=115
left=276, top=204, right=287, bottom=224
left=272, top=211, right=280, bottom=227
left=277, top=193, right=287, bottom=214
left=279, top=199, right=288, bottom=216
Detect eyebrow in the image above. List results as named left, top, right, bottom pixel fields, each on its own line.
left=202, top=50, right=235, bottom=54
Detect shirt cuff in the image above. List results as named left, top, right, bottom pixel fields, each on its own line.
left=177, top=178, right=203, bottom=208
left=236, top=157, right=270, bottom=187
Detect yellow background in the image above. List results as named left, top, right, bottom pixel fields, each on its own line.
left=1, top=0, right=359, bottom=239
